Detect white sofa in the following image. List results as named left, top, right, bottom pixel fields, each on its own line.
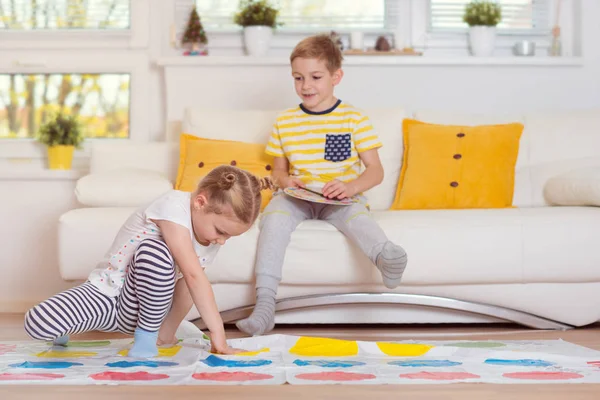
left=59, top=107, right=600, bottom=330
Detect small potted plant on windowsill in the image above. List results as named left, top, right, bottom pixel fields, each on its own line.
left=36, top=113, right=84, bottom=170
left=234, top=0, right=280, bottom=57
left=464, top=0, right=502, bottom=57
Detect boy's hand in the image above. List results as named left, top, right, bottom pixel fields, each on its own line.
left=322, top=179, right=357, bottom=199
left=282, top=176, right=306, bottom=189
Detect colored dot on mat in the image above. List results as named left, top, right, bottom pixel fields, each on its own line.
left=293, top=359, right=366, bottom=368
left=295, top=372, right=376, bottom=382
left=201, top=355, right=272, bottom=368
left=376, top=342, right=433, bottom=357
left=389, top=360, right=462, bottom=368
left=193, top=372, right=274, bottom=382
left=10, top=361, right=83, bottom=369
left=118, top=345, right=181, bottom=358
left=289, top=336, right=359, bottom=357
left=237, top=348, right=270, bottom=357
left=89, top=371, right=169, bottom=381
left=444, top=341, right=506, bottom=348
left=400, top=372, right=481, bottom=381
left=0, top=344, right=16, bottom=355
left=503, top=372, right=584, bottom=380
left=0, top=373, right=65, bottom=381
left=588, top=361, right=600, bottom=367
left=485, top=359, right=554, bottom=367
left=105, top=361, right=178, bottom=368
left=36, top=350, right=97, bottom=358
left=66, top=341, right=111, bottom=348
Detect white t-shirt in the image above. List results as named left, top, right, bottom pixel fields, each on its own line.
left=88, top=190, right=220, bottom=297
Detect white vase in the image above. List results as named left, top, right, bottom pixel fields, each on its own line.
left=468, top=26, right=497, bottom=57
left=243, top=26, right=273, bottom=57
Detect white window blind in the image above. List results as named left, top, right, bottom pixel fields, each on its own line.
left=430, top=0, right=551, bottom=34
left=187, top=0, right=387, bottom=29
left=0, top=0, right=130, bottom=30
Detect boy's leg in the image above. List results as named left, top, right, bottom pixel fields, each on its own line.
left=321, top=201, right=408, bottom=289
left=236, top=193, right=313, bottom=336
left=24, top=282, right=118, bottom=345
left=117, top=238, right=176, bottom=358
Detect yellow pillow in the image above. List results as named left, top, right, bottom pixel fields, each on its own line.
left=391, top=119, right=523, bottom=210
left=175, top=134, right=274, bottom=211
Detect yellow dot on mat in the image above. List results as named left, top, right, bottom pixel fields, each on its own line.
left=118, top=345, right=182, bottom=357
left=290, top=337, right=359, bottom=357
left=36, top=350, right=97, bottom=358
left=236, top=348, right=270, bottom=356
left=376, top=342, right=433, bottom=356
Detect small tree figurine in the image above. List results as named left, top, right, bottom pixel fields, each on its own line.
left=36, top=113, right=84, bottom=170
left=182, top=7, right=208, bottom=56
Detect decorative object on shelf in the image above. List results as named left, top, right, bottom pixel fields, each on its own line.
left=181, top=7, right=208, bottom=56
left=36, top=113, right=84, bottom=170
left=349, top=31, right=364, bottom=50
left=463, top=1, right=502, bottom=57
left=234, top=0, right=280, bottom=57
left=513, top=40, right=536, bottom=56
left=343, top=48, right=422, bottom=56
left=375, top=36, right=391, bottom=52
left=549, top=0, right=562, bottom=56
left=330, top=31, right=344, bottom=51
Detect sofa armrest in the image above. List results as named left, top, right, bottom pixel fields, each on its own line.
left=544, top=166, right=600, bottom=206
left=75, top=168, right=174, bottom=207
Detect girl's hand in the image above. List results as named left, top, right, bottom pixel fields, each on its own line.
left=209, top=332, right=246, bottom=355
left=157, top=335, right=179, bottom=347
left=322, top=179, right=356, bottom=199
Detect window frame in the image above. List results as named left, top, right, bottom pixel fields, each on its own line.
left=0, top=0, right=150, bottom=160
left=410, top=0, right=574, bottom=56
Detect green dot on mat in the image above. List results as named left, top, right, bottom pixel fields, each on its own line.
left=202, top=334, right=210, bottom=341
left=67, top=341, right=111, bottom=347
left=445, top=341, right=506, bottom=348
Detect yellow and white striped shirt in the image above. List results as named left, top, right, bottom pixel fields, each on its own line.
left=265, top=100, right=382, bottom=184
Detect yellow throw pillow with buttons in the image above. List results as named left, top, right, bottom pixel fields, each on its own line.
left=175, top=134, right=275, bottom=211
left=390, top=119, right=523, bottom=210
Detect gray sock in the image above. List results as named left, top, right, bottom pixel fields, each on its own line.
left=375, top=241, right=408, bottom=289
left=235, top=287, right=276, bottom=336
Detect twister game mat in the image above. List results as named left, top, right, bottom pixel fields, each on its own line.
left=2, top=330, right=600, bottom=385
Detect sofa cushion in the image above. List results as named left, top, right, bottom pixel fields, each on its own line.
left=391, top=119, right=523, bottom=210
left=75, top=168, right=173, bottom=207
left=543, top=166, right=600, bottom=206
left=175, top=134, right=275, bottom=210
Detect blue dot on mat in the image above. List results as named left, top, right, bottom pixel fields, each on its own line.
left=389, top=360, right=462, bottom=368
left=105, top=360, right=179, bottom=368
left=293, top=359, right=366, bottom=368
left=201, top=355, right=272, bottom=368
left=10, top=361, right=83, bottom=369
left=484, top=359, right=554, bottom=367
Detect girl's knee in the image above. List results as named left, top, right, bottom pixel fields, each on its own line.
left=135, top=238, right=174, bottom=268
left=24, top=306, right=49, bottom=340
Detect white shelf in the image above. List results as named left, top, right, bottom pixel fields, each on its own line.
left=156, top=56, right=583, bottom=67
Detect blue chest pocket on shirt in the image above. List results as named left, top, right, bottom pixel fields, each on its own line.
left=324, top=133, right=352, bottom=162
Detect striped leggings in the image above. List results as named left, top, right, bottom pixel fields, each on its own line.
left=24, top=239, right=176, bottom=341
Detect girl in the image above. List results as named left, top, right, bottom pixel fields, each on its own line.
left=25, top=165, right=273, bottom=357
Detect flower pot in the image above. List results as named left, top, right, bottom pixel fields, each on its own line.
left=47, top=145, right=75, bottom=170
left=243, top=26, right=273, bottom=57
left=468, top=26, right=497, bottom=57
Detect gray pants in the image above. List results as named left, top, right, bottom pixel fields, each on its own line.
left=255, top=191, right=389, bottom=291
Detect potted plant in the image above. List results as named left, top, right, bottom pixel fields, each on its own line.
left=234, top=0, right=280, bottom=56
left=463, top=1, right=502, bottom=57
left=36, top=113, right=84, bottom=170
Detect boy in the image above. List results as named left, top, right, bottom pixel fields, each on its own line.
left=236, top=34, right=408, bottom=336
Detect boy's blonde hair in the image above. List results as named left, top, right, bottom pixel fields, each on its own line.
left=290, top=34, right=343, bottom=74
left=196, top=165, right=274, bottom=225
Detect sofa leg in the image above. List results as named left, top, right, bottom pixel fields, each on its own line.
left=194, top=293, right=574, bottom=331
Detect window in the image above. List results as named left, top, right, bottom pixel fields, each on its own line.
left=429, top=0, right=551, bottom=34
left=0, top=0, right=130, bottom=30
left=191, top=0, right=388, bottom=29
left=0, top=73, right=130, bottom=139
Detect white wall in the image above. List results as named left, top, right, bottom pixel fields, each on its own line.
left=1, top=0, right=599, bottom=312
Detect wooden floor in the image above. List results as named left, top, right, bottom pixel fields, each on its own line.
left=1, top=313, right=599, bottom=400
